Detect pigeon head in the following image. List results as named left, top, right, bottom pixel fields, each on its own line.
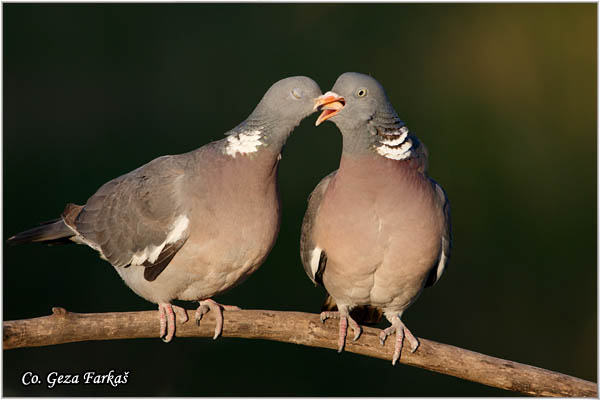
left=315, top=72, right=411, bottom=158
left=255, top=76, right=323, bottom=124
left=225, top=76, right=323, bottom=153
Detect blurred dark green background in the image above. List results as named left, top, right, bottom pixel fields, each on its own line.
left=3, top=3, right=596, bottom=396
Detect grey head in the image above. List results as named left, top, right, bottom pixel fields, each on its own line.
left=226, top=76, right=323, bottom=151
left=315, top=72, right=414, bottom=159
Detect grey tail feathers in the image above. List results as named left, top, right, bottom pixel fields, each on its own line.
left=7, top=219, right=75, bottom=245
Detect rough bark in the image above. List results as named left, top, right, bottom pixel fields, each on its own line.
left=3, top=307, right=597, bottom=397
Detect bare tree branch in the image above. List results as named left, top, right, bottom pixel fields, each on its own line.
left=3, top=307, right=596, bottom=397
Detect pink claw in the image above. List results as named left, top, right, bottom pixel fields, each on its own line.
left=319, top=309, right=361, bottom=353
left=195, top=299, right=240, bottom=340
left=158, top=303, right=188, bottom=343
left=380, top=315, right=419, bottom=365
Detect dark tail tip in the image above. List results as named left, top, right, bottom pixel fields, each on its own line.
left=6, top=231, right=39, bottom=246
left=7, top=219, right=74, bottom=246
left=6, top=235, right=20, bottom=245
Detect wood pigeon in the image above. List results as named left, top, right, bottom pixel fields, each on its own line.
left=9, top=76, right=323, bottom=342
left=301, top=72, right=451, bottom=365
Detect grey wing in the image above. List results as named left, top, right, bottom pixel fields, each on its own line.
left=425, top=180, right=452, bottom=288
left=70, top=155, right=191, bottom=281
left=300, top=171, right=336, bottom=286
left=410, top=134, right=429, bottom=174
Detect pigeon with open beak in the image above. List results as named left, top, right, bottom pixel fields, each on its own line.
left=301, top=72, right=451, bottom=365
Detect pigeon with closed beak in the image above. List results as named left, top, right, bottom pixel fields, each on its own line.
left=9, top=76, right=323, bottom=342
left=300, top=72, right=451, bottom=365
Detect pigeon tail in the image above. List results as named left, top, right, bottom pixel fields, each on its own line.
left=7, top=219, right=74, bottom=245
left=321, top=294, right=383, bottom=326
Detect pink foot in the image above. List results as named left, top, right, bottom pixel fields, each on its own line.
left=158, top=303, right=189, bottom=343
left=320, top=308, right=362, bottom=352
left=195, top=299, right=241, bottom=339
left=379, top=314, right=419, bottom=365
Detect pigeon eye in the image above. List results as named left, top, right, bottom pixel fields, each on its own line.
left=356, top=88, right=368, bottom=98
left=291, top=88, right=302, bottom=99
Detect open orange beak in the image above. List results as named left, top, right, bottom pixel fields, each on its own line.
left=314, top=91, right=345, bottom=126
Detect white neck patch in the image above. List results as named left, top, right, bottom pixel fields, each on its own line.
left=224, top=130, right=264, bottom=158
left=375, top=126, right=412, bottom=160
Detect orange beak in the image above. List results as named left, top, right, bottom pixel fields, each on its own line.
left=314, top=91, right=345, bottom=126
